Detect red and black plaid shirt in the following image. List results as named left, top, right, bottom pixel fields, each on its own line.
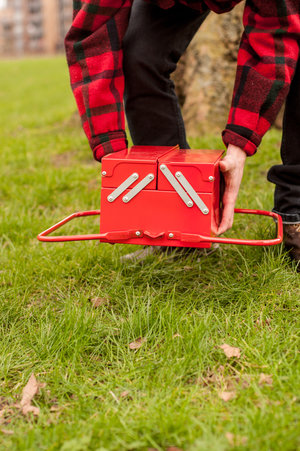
left=65, top=0, right=300, bottom=161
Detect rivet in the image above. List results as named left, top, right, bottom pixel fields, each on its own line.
left=160, top=165, right=166, bottom=170
left=203, top=208, right=209, bottom=215
left=123, top=196, right=129, bottom=203
left=175, top=171, right=181, bottom=178
left=133, top=173, right=139, bottom=179
left=209, top=176, right=214, bottom=181
left=169, top=233, right=174, bottom=238
left=148, top=174, right=154, bottom=180
left=108, top=196, right=113, bottom=202
left=136, top=231, right=141, bottom=236
left=187, top=201, right=193, bottom=207
left=102, top=171, right=107, bottom=176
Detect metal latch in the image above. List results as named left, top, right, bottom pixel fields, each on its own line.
left=159, top=165, right=193, bottom=208
left=159, top=165, right=209, bottom=214
left=123, top=173, right=155, bottom=203
left=107, top=172, right=139, bottom=202
left=175, top=171, right=209, bottom=215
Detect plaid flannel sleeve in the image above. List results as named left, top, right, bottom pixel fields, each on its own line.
left=222, top=0, right=300, bottom=156
left=65, top=0, right=132, bottom=161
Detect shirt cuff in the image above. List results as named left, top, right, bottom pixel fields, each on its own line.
left=91, top=132, right=128, bottom=162
left=222, top=127, right=261, bottom=157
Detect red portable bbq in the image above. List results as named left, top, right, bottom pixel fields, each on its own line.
left=38, top=145, right=283, bottom=247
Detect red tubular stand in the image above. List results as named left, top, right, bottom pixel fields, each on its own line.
left=38, top=208, right=283, bottom=247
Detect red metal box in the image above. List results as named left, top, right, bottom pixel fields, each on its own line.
left=100, top=146, right=224, bottom=248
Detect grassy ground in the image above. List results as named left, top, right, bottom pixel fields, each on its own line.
left=0, top=57, right=299, bottom=451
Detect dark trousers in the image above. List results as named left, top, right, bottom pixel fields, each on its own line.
left=123, top=0, right=300, bottom=224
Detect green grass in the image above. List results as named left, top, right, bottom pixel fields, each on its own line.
left=0, top=56, right=299, bottom=451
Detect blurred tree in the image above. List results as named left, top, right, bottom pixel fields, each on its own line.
left=173, top=5, right=283, bottom=139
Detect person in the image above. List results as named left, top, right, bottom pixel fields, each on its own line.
left=65, top=0, right=300, bottom=265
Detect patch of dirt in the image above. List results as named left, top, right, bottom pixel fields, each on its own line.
left=51, top=151, right=76, bottom=167
left=88, top=179, right=100, bottom=191
left=195, top=365, right=252, bottom=393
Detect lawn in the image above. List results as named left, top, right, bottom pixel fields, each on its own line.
left=0, top=57, right=299, bottom=451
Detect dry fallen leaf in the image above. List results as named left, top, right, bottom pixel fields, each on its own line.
left=1, top=429, right=13, bottom=435
left=259, top=373, right=273, bottom=386
left=173, top=333, right=183, bottom=339
left=225, top=432, right=235, bottom=445
left=255, top=317, right=271, bottom=329
left=183, top=266, right=193, bottom=271
left=218, top=391, right=236, bottom=402
left=120, top=391, right=130, bottom=398
left=129, top=337, right=147, bottom=350
left=20, top=373, right=45, bottom=416
left=225, top=432, right=247, bottom=446
left=220, top=343, right=241, bottom=359
left=90, top=297, right=109, bottom=308
left=50, top=406, right=61, bottom=412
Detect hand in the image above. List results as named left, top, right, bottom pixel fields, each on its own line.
left=212, top=144, right=246, bottom=236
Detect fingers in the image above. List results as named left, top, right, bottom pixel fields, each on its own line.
left=215, top=145, right=246, bottom=236
left=211, top=207, right=219, bottom=235
left=217, top=162, right=242, bottom=234
left=217, top=201, right=235, bottom=235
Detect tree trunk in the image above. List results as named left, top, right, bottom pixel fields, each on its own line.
left=173, top=4, right=283, bottom=138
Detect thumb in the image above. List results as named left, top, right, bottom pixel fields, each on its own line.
left=219, top=158, right=233, bottom=173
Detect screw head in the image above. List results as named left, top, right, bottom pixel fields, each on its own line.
left=133, top=173, right=139, bottom=179
left=187, top=201, right=193, bottom=207
left=108, top=196, right=113, bottom=202
left=175, top=171, right=181, bottom=178
left=148, top=174, right=154, bottom=180
left=136, top=231, right=141, bottom=237
left=102, top=171, right=107, bottom=176
left=160, top=165, right=166, bottom=171
left=209, top=176, right=214, bottom=181
left=123, top=196, right=129, bottom=203
left=203, top=208, right=209, bottom=215
left=169, top=233, right=174, bottom=238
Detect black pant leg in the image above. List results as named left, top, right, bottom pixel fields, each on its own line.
left=123, top=0, right=209, bottom=148
left=267, top=58, right=300, bottom=223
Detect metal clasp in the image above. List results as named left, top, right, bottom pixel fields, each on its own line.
left=159, top=165, right=193, bottom=208
left=175, top=171, right=209, bottom=215
left=123, top=173, right=155, bottom=203
left=107, top=173, right=139, bottom=202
